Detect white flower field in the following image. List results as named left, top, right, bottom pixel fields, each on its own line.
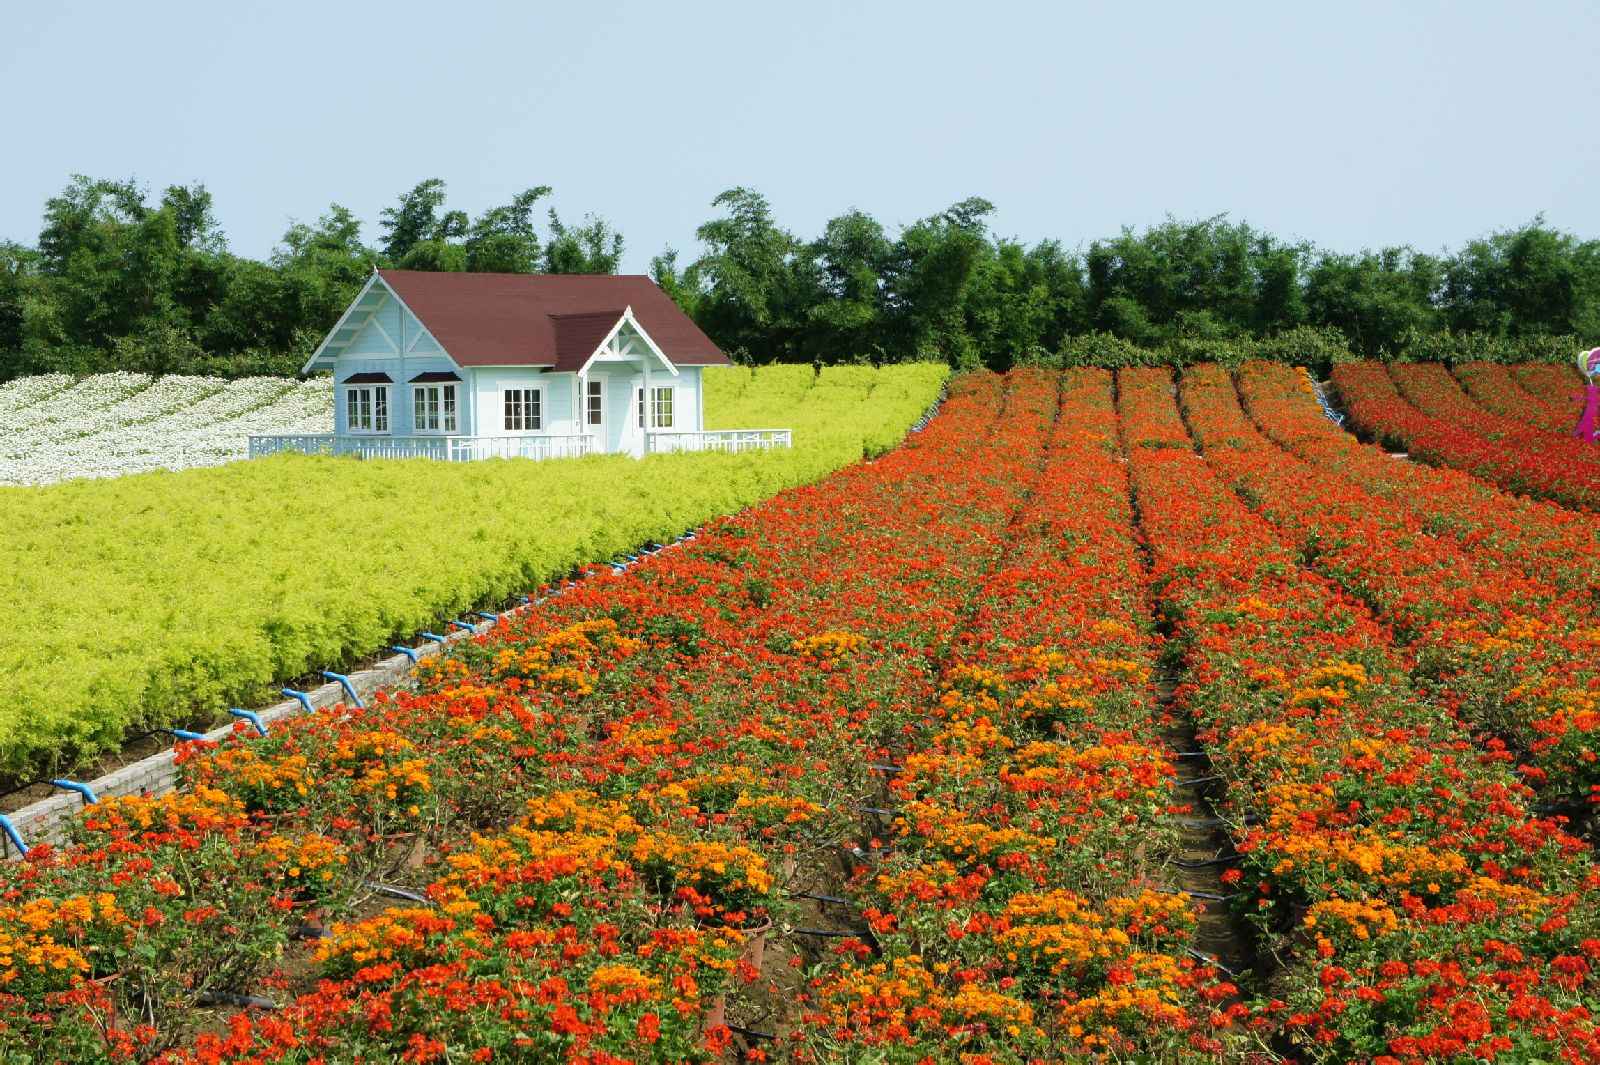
left=0, top=373, right=333, bottom=485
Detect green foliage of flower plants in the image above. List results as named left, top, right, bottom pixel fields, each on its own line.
left=0, top=363, right=946, bottom=780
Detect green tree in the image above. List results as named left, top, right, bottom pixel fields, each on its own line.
left=465, top=187, right=551, bottom=273
left=691, top=188, right=812, bottom=360
left=545, top=210, right=624, bottom=274
left=1305, top=247, right=1442, bottom=356
left=649, top=248, right=702, bottom=319
left=1442, top=218, right=1600, bottom=338
left=804, top=209, right=893, bottom=359
left=378, top=178, right=449, bottom=261
left=880, top=197, right=995, bottom=368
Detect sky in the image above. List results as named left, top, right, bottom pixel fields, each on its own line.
left=3, top=0, right=1598, bottom=272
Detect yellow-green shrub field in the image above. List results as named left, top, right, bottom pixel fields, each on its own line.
left=0, top=363, right=946, bottom=778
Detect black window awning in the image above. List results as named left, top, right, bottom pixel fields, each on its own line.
left=409, top=371, right=462, bottom=383
left=340, top=372, right=392, bottom=384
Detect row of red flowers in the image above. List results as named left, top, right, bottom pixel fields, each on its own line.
left=796, top=369, right=1253, bottom=1062
left=1119, top=366, right=1600, bottom=1064
left=1333, top=361, right=1600, bottom=510
left=1452, top=362, right=1578, bottom=434
left=1179, top=362, right=1600, bottom=797
left=1390, top=363, right=1595, bottom=462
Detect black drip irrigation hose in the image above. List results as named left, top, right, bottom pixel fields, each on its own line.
left=1159, top=886, right=1239, bottom=903
left=195, top=991, right=276, bottom=1010
left=1186, top=947, right=1244, bottom=980
left=1171, top=854, right=1243, bottom=869
left=787, top=890, right=855, bottom=907
left=1534, top=798, right=1595, bottom=817
left=728, top=1024, right=777, bottom=1043
left=369, top=881, right=431, bottom=905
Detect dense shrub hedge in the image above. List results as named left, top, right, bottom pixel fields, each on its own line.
left=0, top=363, right=946, bottom=782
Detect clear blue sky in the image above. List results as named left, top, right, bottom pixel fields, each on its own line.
left=4, top=0, right=1596, bottom=272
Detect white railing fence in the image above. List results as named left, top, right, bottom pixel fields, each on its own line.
left=248, top=434, right=598, bottom=462
left=645, top=429, right=793, bottom=454
left=248, top=430, right=792, bottom=463
left=447, top=435, right=599, bottom=462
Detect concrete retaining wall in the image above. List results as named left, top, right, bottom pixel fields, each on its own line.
left=2, top=622, right=486, bottom=857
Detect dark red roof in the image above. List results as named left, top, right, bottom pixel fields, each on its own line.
left=377, top=271, right=727, bottom=369
left=550, top=310, right=627, bottom=372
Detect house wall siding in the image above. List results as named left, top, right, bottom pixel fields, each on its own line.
left=471, top=369, right=579, bottom=436
left=669, top=367, right=703, bottom=433
left=326, top=295, right=709, bottom=445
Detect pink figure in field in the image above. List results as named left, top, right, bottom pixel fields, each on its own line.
left=1576, top=347, right=1600, bottom=445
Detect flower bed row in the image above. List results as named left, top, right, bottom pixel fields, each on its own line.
left=798, top=369, right=1252, bottom=1062
left=1332, top=361, right=1600, bottom=510
left=1119, top=367, right=1600, bottom=1064
left=1514, top=362, right=1590, bottom=410
left=1178, top=363, right=1600, bottom=797
left=1237, top=361, right=1598, bottom=602
left=0, top=373, right=330, bottom=485
left=1452, top=362, right=1577, bottom=434
left=1390, top=363, right=1596, bottom=462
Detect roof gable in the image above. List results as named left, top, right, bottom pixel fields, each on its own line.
left=368, top=271, right=727, bottom=369
left=301, top=274, right=445, bottom=372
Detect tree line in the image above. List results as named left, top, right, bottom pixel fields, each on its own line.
left=1, top=175, right=1595, bottom=380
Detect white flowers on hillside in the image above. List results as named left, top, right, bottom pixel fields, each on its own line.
left=0, top=374, right=333, bottom=485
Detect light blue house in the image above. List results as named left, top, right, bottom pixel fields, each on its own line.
left=250, top=270, right=790, bottom=461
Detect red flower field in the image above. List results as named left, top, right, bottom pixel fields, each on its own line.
left=1333, top=361, right=1600, bottom=510
left=4, top=365, right=1598, bottom=1064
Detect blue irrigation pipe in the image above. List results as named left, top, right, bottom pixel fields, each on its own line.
left=281, top=688, right=314, bottom=714
left=447, top=619, right=475, bottom=633
left=51, top=779, right=98, bottom=805
left=473, top=611, right=498, bottom=623
left=0, top=814, right=28, bottom=856
left=162, top=727, right=208, bottom=742
left=420, top=632, right=447, bottom=644
left=390, top=644, right=420, bottom=663
left=320, top=671, right=364, bottom=708
left=229, top=708, right=268, bottom=737
left=517, top=595, right=532, bottom=606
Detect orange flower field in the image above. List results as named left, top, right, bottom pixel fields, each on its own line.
left=3, top=364, right=1599, bottom=1063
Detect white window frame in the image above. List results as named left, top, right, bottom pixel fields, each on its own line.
left=650, top=385, right=675, bottom=430
left=344, top=385, right=389, bottom=434
left=412, top=383, right=458, bottom=434
left=502, top=386, right=544, bottom=433
left=586, top=379, right=604, bottom=427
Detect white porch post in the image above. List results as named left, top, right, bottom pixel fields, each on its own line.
left=575, top=371, right=584, bottom=446
left=641, top=358, right=652, bottom=454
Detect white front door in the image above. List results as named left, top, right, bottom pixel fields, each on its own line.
left=617, top=376, right=646, bottom=457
